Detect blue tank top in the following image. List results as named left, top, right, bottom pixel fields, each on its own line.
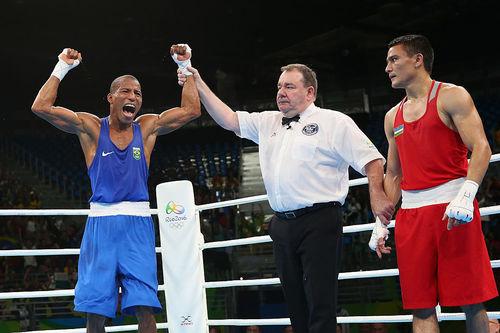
left=88, top=117, right=149, bottom=203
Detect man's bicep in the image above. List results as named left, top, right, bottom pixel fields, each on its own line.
left=383, top=107, right=397, bottom=140
left=36, top=106, right=90, bottom=134
left=385, top=121, right=401, bottom=172
left=454, top=111, right=486, bottom=149
left=227, top=112, right=241, bottom=134
left=383, top=108, right=402, bottom=175
left=141, top=107, right=196, bottom=136
left=445, top=88, right=487, bottom=149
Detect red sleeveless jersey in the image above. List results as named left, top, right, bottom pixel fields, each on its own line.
left=394, top=80, right=468, bottom=190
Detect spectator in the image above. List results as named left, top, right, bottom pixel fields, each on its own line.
left=337, top=306, right=350, bottom=333
left=371, top=323, right=388, bottom=333
left=490, top=318, right=500, bottom=333
left=360, top=323, right=388, bottom=333
left=246, top=325, right=261, bottom=333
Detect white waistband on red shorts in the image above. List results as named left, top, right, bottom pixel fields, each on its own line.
left=401, top=177, right=465, bottom=209
left=89, top=201, right=151, bottom=217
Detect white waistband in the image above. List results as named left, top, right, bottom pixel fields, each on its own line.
left=89, top=201, right=151, bottom=217
left=401, top=178, right=465, bottom=209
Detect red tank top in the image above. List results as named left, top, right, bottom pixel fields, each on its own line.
left=394, top=80, right=468, bottom=190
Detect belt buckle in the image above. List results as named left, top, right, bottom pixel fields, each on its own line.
left=284, top=211, right=296, bottom=219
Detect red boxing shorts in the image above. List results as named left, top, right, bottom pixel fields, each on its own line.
left=395, top=200, right=498, bottom=309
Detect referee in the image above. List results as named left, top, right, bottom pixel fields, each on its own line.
left=177, top=62, right=394, bottom=333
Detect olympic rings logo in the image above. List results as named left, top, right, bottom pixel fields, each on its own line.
left=169, top=221, right=185, bottom=229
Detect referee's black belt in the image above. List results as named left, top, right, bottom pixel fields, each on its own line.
left=274, top=201, right=341, bottom=220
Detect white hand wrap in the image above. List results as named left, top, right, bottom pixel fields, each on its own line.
left=369, top=217, right=389, bottom=251
left=171, top=43, right=192, bottom=76
left=51, top=48, right=80, bottom=81
left=444, top=180, right=478, bottom=223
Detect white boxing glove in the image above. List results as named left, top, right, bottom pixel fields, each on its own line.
left=369, top=217, right=389, bottom=251
left=444, top=180, right=478, bottom=223
left=171, top=43, right=192, bottom=76
left=51, top=48, right=81, bottom=81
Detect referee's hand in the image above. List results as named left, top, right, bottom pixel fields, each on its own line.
left=370, top=192, right=394, bottom=225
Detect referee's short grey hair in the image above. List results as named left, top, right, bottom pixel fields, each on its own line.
left=280, top=64, right=317, bottom=98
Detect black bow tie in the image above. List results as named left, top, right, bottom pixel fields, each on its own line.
left=282, top=115, right=300, bottom=127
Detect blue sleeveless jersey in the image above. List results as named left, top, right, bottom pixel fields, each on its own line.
left=88, top=117, right=149, bottom=203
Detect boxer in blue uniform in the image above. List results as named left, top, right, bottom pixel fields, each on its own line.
left=31, top=45, right=200, bottom=333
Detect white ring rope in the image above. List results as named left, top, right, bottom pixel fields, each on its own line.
left=207, top=312, right=500, bottom=326
left=2, top=204, right=499, bottom=256
left=22, top=323, right=169, bottom=333
left=1, top=153, right=499, bottom=217
left=18, top=311, right=500, bottom=333
left=0, top=247, right=164, bottom=257
left=4, top=259, right=500, bottom=301
left=205, top=260, right=500, bottom=288
left=0, top=285, right=166, bottom=301
left=490, top=153, right=500, bottom=163
left=202, top=205, right=499, bottom=249
left=0, top=153, right=498, bottom=332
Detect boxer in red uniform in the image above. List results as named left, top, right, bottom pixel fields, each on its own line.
left=370, top=34, right=497, bottom=333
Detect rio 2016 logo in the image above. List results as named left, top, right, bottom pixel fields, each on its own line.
left=164, top=201, right=187, bottom=229
left=166, top=201, right=185, bottom=214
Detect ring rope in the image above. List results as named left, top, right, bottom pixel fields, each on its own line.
left=202, top=204, right=500, bottom=249
left=21, top=323, right=169, bottom=333
left=1, top=204, right=498, bottom=256
left=2, top=153, right=498, bottom=217
left=3, top=259, right=500, bottom=301
left=19, top=310, right=500, bottom=333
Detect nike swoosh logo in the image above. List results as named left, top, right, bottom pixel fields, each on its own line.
left=101, top=151, right=114, bottom=157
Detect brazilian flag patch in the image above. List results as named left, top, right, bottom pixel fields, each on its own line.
left=133, top=147, right=141, bottom=160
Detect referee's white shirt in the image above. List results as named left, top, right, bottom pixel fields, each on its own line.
left=236, top=103, right=384, bottom=212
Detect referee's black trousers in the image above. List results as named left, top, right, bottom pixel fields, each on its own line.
left=269, top=205, right=343, bottom=333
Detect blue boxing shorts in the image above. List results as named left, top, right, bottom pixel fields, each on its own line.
left=74, top=202, right=161, bottom=318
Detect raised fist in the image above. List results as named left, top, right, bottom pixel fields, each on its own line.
left=170, top=43, right=192, bottom=76
left=59, top=48, right=82, bottom=65
left=51, top=48, right=82, bottom=80
left=170, top=44, right=191, bottom=62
